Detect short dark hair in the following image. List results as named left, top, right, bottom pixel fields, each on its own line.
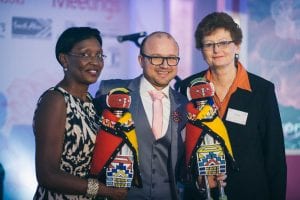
left=195, top=12, right=242, bottom=49
left=55, top=27, right=102, bottom=64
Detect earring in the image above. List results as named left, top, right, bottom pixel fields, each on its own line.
left=63, top=68, right=68, bottom=71
left=235, top=53, right=239, bottom=60
left=234, top=53, right=239, bottom=68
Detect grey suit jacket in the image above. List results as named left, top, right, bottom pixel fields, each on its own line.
left=94, top=75, right=188, bottom=199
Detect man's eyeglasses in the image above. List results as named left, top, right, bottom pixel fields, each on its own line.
left=201, top=40, right=235, bottom=51
left=68, top=52, right=106, bottom=62
left=141, top=52, right=180, bottom=66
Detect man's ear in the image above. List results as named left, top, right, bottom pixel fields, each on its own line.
left=138, top=55, right=144, bottom=69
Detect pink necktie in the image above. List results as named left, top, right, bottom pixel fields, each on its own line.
left=149, top=90, right=164, bottom=140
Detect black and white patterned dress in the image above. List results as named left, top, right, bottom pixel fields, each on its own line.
left=33, top=87, right=100, bottom=200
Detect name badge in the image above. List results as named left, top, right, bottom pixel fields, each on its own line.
left=226, top=108, right=248, bottom=125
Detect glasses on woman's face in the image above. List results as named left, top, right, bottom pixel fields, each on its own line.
left=141, top=52, right=180, bottom=66
left=201, top=40, right=235, bottom=51
left=68, top=52, right=107, bottom=62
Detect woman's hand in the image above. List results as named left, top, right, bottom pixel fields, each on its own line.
left=98, top=183, right=128, bottom=200
left=197, top=173, right=227, bottom=188
left=110, top=188, right=127, bottom=200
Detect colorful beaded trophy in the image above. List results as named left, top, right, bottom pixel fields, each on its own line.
left=185, top=78, right=235, bottom=200
left=90, top=88, right=142, bottom=189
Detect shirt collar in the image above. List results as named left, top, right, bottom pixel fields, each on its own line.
left=236, top=62, right=252, bottom=92
left=140, top=76, right=170, bottom=98
left=206, top=62, right=252, bottom=92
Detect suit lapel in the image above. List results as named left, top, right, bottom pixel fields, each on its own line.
left=127, top=76, right=141, bottom=120
left=169, top=89, right=182, bottom=172
left=127, top=76, right=153, bottom=138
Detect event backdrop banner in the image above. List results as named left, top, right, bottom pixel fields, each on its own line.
left=247, top=0, right=300, bottom=155
left=1, top=0, right=300, bottom=199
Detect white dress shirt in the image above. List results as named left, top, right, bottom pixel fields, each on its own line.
left=140, top=76, right=171, bottom=138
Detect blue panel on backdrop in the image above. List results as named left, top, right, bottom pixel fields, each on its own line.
left=12, top=17, right=52, bottom=39
left=247, top=0, right=300, bottom=153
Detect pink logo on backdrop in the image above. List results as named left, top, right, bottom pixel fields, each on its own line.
left=52, top=0, right=122, bottom=20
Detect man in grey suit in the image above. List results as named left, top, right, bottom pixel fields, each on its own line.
left=94, top=31, right=188, bottom=199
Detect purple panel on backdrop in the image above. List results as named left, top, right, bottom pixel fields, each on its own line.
left=286, top=156, right=300, bottom=200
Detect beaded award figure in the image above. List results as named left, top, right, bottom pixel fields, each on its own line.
left=90, top=88, right=142, bottom=190
left=185, top=78, right=235, bottom=200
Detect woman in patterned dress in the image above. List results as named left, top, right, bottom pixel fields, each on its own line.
left=33, top=27, right=127, bottom=200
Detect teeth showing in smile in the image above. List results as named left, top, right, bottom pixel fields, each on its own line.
left=158, top=71, right=168, bottom=75
left=88, top=69, right=97, bottom=75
